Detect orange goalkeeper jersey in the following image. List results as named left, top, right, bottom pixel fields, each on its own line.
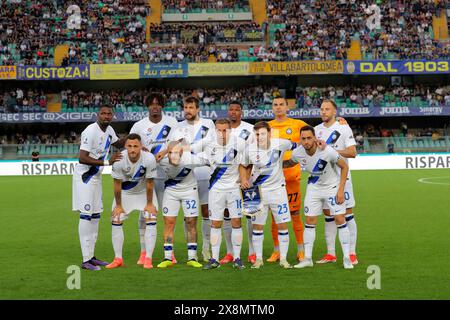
left=268, top=117, right=308, bottom=160
left=269, top=118, right=308, bottom=182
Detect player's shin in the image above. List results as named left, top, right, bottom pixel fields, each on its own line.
left=210, top=226, right=222, bottom=261
left=231, top=226, right=243, bottom=259
left=145, top=221, right=157, bottom=258
left=246, top=218, right=255, bottom=255
left=223, top=217, right=233, bottom=254
left=252, top=229, right=264, bottom=260
left=325, top=216, right=337, bottom=256
left=345, top=213, right=357, bottom=254
left=138, top=211, right=146, bottom=252
left=79, top=215, right=92, bottom=262
left=201, top=217, right=211, bottom=253
left=304, top=224, right=316, bottom=260
left=278, top=229, right=289, bottom=261
left=337, top=222, right=351, bottom=260
left=112, top=222, right=124, bottom=259
left=90, top=213, right=101, bottom=258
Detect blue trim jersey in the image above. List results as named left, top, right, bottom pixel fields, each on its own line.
left=246, top=138, right=295, bottom=192
left=158, top=152, right=208, bottom=192
left=111, top=150, right=157, bottom=195
left=203, top=136, right=247, bottom=192
left=291, top=145, right=342, bottom=190
left=74, top=122, right=118, bottom=184
left=315, top=122, right=356, bottom=180
left=130, top=115, right=179, bottom=179
left=230, top=121, right=255, bottom=145
left=170, top=118, right=216, bottom=181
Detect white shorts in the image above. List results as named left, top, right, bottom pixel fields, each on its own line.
left=304, top=186, right=346, bottom=217
left=323, top=179, right=355, bottom=210
left=209, top=189, right=243, bottom=221
left=111, top=192, right=159, bottom=222
left=252, top=187, right=291, bottom=225
left=197, top=179, right=209, bottom=205
left=72, top=175, right=103, bottom=214
left=162, top=186, right=200, bottom=218
left=154, top=178, right=165, bottom=211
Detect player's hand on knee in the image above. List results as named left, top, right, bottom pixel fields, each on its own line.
left=144, top=204, right=157, bottom=218
left=112, top=205, right=125, bottom=220
left=110, top=151, right=123, bottom=164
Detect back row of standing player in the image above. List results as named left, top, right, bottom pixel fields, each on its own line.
left=72, top=93, right=358, bottom=270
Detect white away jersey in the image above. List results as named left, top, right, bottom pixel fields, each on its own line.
left=247, top=138, right=295, bottom=191
left=291, top=145, right=342, bottom=190
left=204, top=136, right=246, bottom=191
left=158, top=152, right=207, bottom=192
left=111, top=150, right=157, bottom=195
left=230, top=121, right=255, bottom=144
left=130, top=115, right=179, bottom=155
left=170, top=118, right=216, bottom=180
left=74, top=122, right=118, bottom=184
left=315, top=121, right=356, bottom=180
left=315, top=122, right=356, bottom=151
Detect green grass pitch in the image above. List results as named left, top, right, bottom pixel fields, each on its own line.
left=1, top=169, right=449, bottom=300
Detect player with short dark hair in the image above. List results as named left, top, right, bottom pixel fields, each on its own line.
left=72, top=105, right=123, bottom=271
left=106, top=134, right=158, bottom=269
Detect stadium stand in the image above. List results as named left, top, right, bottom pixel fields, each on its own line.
left=1, top=0, right=448, bottom=65
left=2, top=85, right=449, bottom=113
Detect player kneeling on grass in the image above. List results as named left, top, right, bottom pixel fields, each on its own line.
left=199, top=119, right=247, bottom=270
left=240, top=121, right=296, bottom=269
left=284, top=126, right=353, bottom=269
left=157, top=141, right=207, bottom=268
left=106, top=134, right=158, bottom=269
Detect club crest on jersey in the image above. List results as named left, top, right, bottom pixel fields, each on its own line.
left=245, top=190, right=257, bottom=200
left=286, top=128, right=292, bottom=135
left=147, top=128, right=152, bottom=133
left=84, top=204, right=91, bottom=211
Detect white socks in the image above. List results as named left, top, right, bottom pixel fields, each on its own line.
left=111, top=222, right=124, bottom=259
left=223, top=218, right=233, bottom=254
left=337, top=223, right=351, bottom=260
left=231, top=227, right=243, bottom=259
left=138, top=211, right=146, bottom=251
left=164, top=243, right=173, bottom=260
left=278, top=229, right=289, bottom=261
left=246, top=218, right=254, bottom=255
left=202, top=218, right=211, bottom=251
left=90, top=213, right=100, bottom=258
left=252, top=229, right=264, bottom=260
left=325, top=216, right=337, bottom=256
left=304, top=224, right=316, bottom=260
left=145, top=222, right=157, bottom=258
left=187, top=242, right=198, bottom=260
left=79, top=216, right=92, bottom=262
left=210, top=227, right=222, bottom=261
left=345, top=214, right=357, bottom=254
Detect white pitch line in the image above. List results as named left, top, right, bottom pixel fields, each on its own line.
left=418, top=177, right=450, bottom=186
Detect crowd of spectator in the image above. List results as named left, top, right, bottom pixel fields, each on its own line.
left=1, top=0, right=449, bottom=65
left=0, top=131, right=79, bottom=145
left=150, top=22, right=263, bottom=44
left=163, top=0, right=250, bottom=12
left=267, top=0, right=450, bottom=61
left=296, top=84, right=450, bottom=108
left=2, top=84, right=449, bottom=113
left=0, top=0, right=149, bottom=65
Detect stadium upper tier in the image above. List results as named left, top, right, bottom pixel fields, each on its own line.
left=1, top=85, right=449, bottom=114
left=0, top=0, right=448, bottom=65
